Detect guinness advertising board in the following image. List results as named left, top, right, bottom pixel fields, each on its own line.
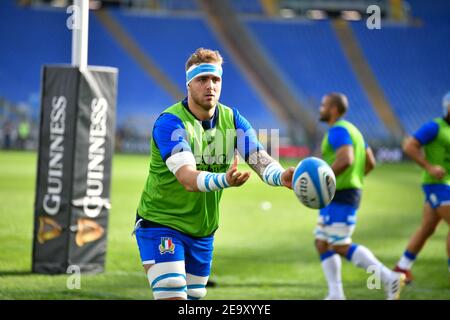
left=32, top=66, right=117, bottom=274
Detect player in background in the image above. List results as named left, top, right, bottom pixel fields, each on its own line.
left=394, top=92, right=450, bottom=283
left=315, top=93, right=405, bottom=300
left=133, top=48, right=295, bottom=300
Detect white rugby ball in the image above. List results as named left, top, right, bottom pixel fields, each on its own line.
left=292, top=157, right=336, bottom=209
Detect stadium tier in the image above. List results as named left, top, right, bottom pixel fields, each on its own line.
left=1, top=0, right=450, bottom=145
left=0, top=0, right=282, bottom=134
left=407, top=0, right=450, bottom=24
left=0, top=1, right=70, bottom=110
left=157, top=0, right=199, bottom=12
left=155, top=0, right=265, bottom=15
left=230, top=0, right=265, bottom=15
left=351, top=0, right=450, bottom=134
left=0, top=0, right=175, bottom=128
left=88, top=13, right=175, bottom=125
left=108, top=9, right=283, bottom=131
left=245, top=18, right=391, bottom=142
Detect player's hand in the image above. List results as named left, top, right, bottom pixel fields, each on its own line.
left=426, top=164, right=446, bottom=180
left=226, top=153, right=251, bottom=187
left=281, top=167, right=295, bottom=189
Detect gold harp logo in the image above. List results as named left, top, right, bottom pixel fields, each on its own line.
left=38, top=216, right=62, bottom=244
left=71, top=219, right=104, bottom=247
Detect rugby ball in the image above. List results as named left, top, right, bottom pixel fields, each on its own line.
left=292, top=157, right=336, bottom=209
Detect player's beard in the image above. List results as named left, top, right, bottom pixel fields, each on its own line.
left=319, top=105, right=330, bottom=122
left=191, top=90, right=218, bottom=112
left=319, top=112, right=329, bottom=122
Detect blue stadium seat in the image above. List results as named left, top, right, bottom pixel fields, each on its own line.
left=156, top=0, right=198, bottom=12
left=351, top=0, right=450, bottom=134
left=0, top=1, right=70, bottom=115
left=230, top=0, right=265, bottom=15
left=0, top=0, right=174, bottom=128
left=88, top=13, right=175, bottom=124
left=245, top=18, right=391, bottom=142
left=3, top=0, right=449, bottom=142
left=109, top=9, right=283, bottom=131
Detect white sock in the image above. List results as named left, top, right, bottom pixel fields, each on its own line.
left=397, top=256, right=414, bottom=270
left=350, top=245, right=393, bottom=284
left=397, top=251, right=416, bottom=270
left=321, top=252, right=344, bottom=298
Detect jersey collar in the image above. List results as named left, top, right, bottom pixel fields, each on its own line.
left=182, top=97, right=218, bottom=130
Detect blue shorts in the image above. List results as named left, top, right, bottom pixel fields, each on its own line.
left=135, top=226, right=214, bottom=277
left=314, top=202, right=357, bottom=245
left=422, top=184, right=450, bottom=209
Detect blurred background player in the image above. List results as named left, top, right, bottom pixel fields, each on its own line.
left=394, top=92, right=450, bottom=283
left=314, top=93, right=405, bottom=300
left=133, top=48, right=294, bottom=300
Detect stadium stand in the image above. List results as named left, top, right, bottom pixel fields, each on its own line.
left=155, top=0, right=198, bottom=12
left=93, top=8, right=283, bottom=131
left=0, top=0, right=175, bottom=127
left=230, top=0, right=265, bottom=15
left=245, top=18, right=391, bottom=142
left=0, top=0, right=282, bottom=134
left=0, top=1, right=70, bottom=112
left=2, top=0, right=450, bottom=148
left=351, top=0, right=450, bottom=133
left=152, top=0, right=265, bottom=15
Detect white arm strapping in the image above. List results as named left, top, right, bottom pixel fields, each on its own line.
left=166, top=151, right=197, bottom=174
left=262, top=162, right=285, bottom=186
left=197, top=171, right=230, bottom=192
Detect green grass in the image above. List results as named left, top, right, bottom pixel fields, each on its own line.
left=0, top=151, right=449, bottom=300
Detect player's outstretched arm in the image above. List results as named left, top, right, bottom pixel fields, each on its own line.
left=173, top=152, right=251, bottom=192
left=403, top=136, right=446, bottom=180
left=247, top=150, right=294, bottom=189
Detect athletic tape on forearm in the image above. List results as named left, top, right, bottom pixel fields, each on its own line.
left=262, top=162, right=284, bottom=186
left=197, top=171, right=230, bottom=192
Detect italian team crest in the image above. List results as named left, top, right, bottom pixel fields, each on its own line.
left=159, top=237, right=175, bottom=254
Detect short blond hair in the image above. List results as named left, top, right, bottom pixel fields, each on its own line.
left=185, top=48, right=223, bottom=71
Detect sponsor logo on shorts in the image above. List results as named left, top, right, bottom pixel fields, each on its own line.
left=430, top=193, right=438, bottom=206
left=159, top=237, right=175, bottom=254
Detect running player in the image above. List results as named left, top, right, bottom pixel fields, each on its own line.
left=394, top=92, right=450, bottom=283
left=315, top=93, right=405, bottom=300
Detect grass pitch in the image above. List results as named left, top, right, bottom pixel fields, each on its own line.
left=0, top=151, right=449, bottom=300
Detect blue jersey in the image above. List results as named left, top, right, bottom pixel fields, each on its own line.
left=413, top=121, right=439, bottom=145
left=328, top=126, right=369, bottom=150
left=327, top=126, right=353, bottom=150
left=153, top=98, right=263, bottom=162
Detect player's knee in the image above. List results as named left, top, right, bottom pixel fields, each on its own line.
left=186, top=274, right=208, bottom=300
left=187, top=286, right=207, bottom=300
left=147, top=261, right=187, bottom=300
left=152, top=276, right=187, bottom=300
left=153, top=274, right=186, bottom=288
